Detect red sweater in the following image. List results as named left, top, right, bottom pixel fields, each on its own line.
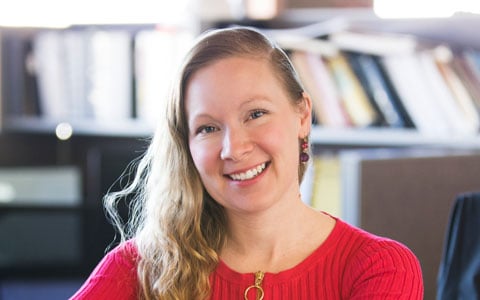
left=70, top=219, right=423, bottom=299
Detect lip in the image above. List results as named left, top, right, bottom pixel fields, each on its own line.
left=224, top=161, right=270, bottom=183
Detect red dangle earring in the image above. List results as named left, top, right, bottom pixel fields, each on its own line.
left=300, top=137, right=310, bottom=163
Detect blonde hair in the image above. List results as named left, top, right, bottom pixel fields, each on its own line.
left=104, top=26, right=309, bottom=299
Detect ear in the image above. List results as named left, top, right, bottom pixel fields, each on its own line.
left=298, top=92, right=312, bottom=138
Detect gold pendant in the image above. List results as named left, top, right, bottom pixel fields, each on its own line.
left=244, top=271, right=265, bottom=300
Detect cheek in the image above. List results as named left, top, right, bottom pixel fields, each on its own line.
left=189, top=142, right=217, bottom=176
left=260, top=122, right=299, bottom=158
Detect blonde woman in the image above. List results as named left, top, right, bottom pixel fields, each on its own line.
left=71, top=27, right=423, bottom=299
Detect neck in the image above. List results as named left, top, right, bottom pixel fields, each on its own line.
left=220, top=197, right=333, bottom=273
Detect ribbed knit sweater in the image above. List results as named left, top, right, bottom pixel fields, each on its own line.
left=70, top=218, right=424, bottom=299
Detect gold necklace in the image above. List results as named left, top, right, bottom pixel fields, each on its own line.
left=244, top=271, right=265, bottom=300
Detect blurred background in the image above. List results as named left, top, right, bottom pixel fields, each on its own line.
left=1, top=0, right=480, bottom=299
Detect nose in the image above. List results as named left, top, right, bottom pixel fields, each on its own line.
left=220, top=128, right=254, bottom=161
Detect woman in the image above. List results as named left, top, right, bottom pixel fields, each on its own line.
left=71, top=27, right=423, bottom=299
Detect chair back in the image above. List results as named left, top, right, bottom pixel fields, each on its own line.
left=437, top=192, right=480, bottom=300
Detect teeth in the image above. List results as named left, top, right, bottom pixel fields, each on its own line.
left=229, top=163, right=266, bottom=181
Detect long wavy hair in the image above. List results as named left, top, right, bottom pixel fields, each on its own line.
left=104, top=26, right=309, bottom=299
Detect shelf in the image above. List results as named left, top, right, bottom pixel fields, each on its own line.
left=310, top=127, right=480, bottom=149
left=3, top=117, right=480, bottom=148
left=0, top=204, right=80, bottom=210
left=2, top=116, right=154, bottom=138
left=279, top=8, right=480, bottom=50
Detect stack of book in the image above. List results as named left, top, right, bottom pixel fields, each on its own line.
left=277, top=29, right=480, bottom=137
left=1, top=26, right=193, bottom=126
left=3, top=24, right=480, bottom=137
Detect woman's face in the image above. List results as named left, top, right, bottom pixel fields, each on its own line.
left=186, top=56, right=311, bottom=215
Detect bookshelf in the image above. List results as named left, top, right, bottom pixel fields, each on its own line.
left=5, top=118, right=480, bottom=150
left=0, top=23, right=194, bottom=137
left=0, top=17, right=480, bottom=144
left=0, top=24, right=159, bottom=280
left=310, top=127, right=480, bottom=149
left=0, top=132, right=148, bottom=279
left=2, top=116, right=153, bottom=137
left=1, top=13, right=480, bottom=145
left=6, top=118, right=480, bottom=149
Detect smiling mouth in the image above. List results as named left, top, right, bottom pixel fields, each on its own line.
left=227, top=162, right=268, bottom=181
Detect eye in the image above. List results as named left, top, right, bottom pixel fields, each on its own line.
left=197, top=125, right=218, bottom=135
left=249, top=109, right=266, bottom=120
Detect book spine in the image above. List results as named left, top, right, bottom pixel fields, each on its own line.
left=326, top=53, right=379, bottom=127
left=345, top=52, right=407, bottom=128
left=87, top=30, right=133, bottom=121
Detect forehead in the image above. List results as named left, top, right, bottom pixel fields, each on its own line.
left=184, top=56, right=292, bottom=114
left=186, top=56, right=281, bottom=94
left=186, top=56, right=280, bottom=98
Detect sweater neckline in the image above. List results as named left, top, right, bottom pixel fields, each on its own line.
left=215, top=216, right=345, bottom=285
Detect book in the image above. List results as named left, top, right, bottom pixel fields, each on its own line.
left=63, top=30, right=93, bottom=119
left=2, top=30, right=40, bottom=118
left=328, top=30, right=419, bottom=56
left=310, top=153, right=342, bottom=217
left=463, top=49, right=480, bottom=75
left=273, top=34, right=338, bottom=57
left=345, top=52, right=409, bottom=128
left=433, top=46, right=480, bottom=134
left=380, top=52, right=453, bottom=136
left=134, top=28, right=193, bottom=126
left=87, top=30, right=133, bottom=121
left=33, top=29, right=134, bottom=122
left=290, top=50, right=350, bottom=127
left=325, top=53, right=379, bottom=127
left=262, top=18, right=350, bottom=40
left=457, top=49, right=480, bottom=112
left=33, top=30, right=70, bottom=119
left=418, top=49, right=478, bottom=136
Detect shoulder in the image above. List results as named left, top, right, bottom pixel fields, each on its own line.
left=69, top=239, right=139, bottom=300
left=89, top=239, right=139, bottom=276
left=332, top=218, right=418, bottom=261
left=334, top=220, right=424, bottom=299
left=106, top=239, right=139, bottom=267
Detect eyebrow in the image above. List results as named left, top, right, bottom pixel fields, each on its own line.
left=188, top=96, right=272, bottom=122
